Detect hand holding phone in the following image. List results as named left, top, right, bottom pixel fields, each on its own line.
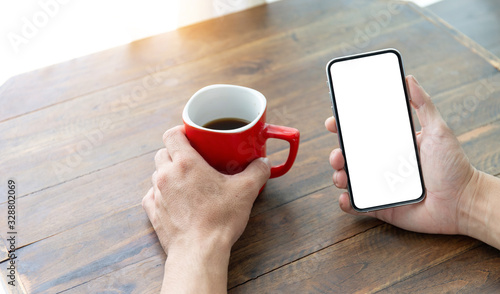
left=326, top=64, right=500, bottom=251
left=326, top=49, right=425, bottom=212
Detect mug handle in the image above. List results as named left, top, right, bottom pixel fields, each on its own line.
left=263, top=124, right=300, bottom=178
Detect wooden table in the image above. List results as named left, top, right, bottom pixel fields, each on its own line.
left=1, top=0, right=499, bottom=292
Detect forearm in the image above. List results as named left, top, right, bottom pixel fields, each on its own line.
left=161, top=241, right=231, bottom=294
left=459, top=170, right=500, bottom=249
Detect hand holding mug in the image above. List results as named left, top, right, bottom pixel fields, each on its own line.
left=142, top=85, right=300, bottom=292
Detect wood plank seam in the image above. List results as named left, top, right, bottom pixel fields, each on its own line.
left=0, top=51, right=204, bottom=124
left=457, top=120, right=499, bottom=143
left=372, top=241, right=483, bottom=293
left=251, top=183, right=336, bottom=218
left=0, top=202, right=145, bottom=265
left=406, top=2, right=500, bottom=71
left=55, top=256, right=159, bottom=294
left=0, top=236, right=47, bottom=264
left=369, top=241, right=481, bottom=293
left=228, top=225, right=482, bottom=293
left=5, top=149, right=156, bottom=202
left=0, top=75, right=135, bottom=123
left=228, top=222, right=384, bottom=290
left=0, top=200, right=151, bottom=262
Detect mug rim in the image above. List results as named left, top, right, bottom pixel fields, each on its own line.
left=182, top=84, right=267, bottom=133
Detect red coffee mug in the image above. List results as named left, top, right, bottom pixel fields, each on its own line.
left=182, top=84, right=300, bottom=178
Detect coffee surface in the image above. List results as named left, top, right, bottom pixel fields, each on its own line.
left=203, top=117, right=250, bottom=130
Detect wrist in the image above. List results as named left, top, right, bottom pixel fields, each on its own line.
left=457, top=168, right=482, bottom=237
left=457, top=169, right=499, bottom=248
left=167, top=237, right=232, bottom=268
left=167, top=232, right=233, bottom=262
left=162, top=236, right=232, bottom=293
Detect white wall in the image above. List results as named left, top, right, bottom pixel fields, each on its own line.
left=0, top=0, right=438, bottom=87
left=0, top=0, right=278, bottom=87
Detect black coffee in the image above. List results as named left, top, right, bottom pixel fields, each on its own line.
left=203, top=117, right=251, bottom=130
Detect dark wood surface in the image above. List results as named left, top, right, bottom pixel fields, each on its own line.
left=1, top=0, right=499, bottom=292
left=428, top=0, right=500, bottom=58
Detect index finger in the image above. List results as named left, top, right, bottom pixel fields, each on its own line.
left=162, top=125, right=193, bottom=159
left=325, top=116, right=337, bottom=133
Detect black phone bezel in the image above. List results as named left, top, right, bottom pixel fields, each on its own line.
left=325, top=48, right=426, bottom=212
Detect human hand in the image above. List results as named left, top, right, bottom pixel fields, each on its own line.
left=142, top=126, right=270, bottom=293
left=325, top=75, right=478, bottom=235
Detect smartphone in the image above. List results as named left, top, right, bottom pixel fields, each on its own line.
left=326, top=48, right=425, bottom=212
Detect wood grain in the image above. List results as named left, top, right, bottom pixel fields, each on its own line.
left=12, top=205, right=164, bottom=293
left=378, top=244, right=500, bottom=293
left=229, top=187, right=381, bottom=288
left=409, top=1, right=500, bottom=70
left=428, top=0, right=500, bottom=58
left=0, top=152, right=155, bottom=261
left=460, top=120, right=500, bottom=175
left=26, top=186, right=380, bottom=293
left=229, top=224, right=480, bottom=293
left=434, top=74, right=500, bottom=135
left=61, top=255, right=165, bottom=294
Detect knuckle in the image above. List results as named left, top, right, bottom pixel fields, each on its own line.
left=142, top=189, right=153, bottom=209
left=241, top=175, right=263, bottom=193
left=176, top=159, right=191, bottom=173
left=433, top=120, right=452, bottom=138
left=242, top=178, right=257, bottom=190
left=162, top=126, right=183, bottom=144
left=141, top=195, right=148, bottom=208
left=153, top=191, right=162, bottom=210
left=162, top=128, right=175, bottom=143
left=329, top=151, right=336, bottom=166
left=175, top=153, right=195, bottom=171
left=154, top=149, right=165, bottom=163
left=156, top=171, right=169, bottom=191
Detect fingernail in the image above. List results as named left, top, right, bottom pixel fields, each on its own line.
left=260, top=157, right=271, bottom=167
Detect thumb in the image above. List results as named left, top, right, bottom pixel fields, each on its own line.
left=407, top=75, right=443, bottom=128
left=237, top=157, right=271, bottom=191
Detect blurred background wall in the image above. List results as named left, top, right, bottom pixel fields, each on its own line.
left=0, top=0, right=436, bottom=87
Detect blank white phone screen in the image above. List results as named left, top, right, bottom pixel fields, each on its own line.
left=329, top=51, right=423, bottom=210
